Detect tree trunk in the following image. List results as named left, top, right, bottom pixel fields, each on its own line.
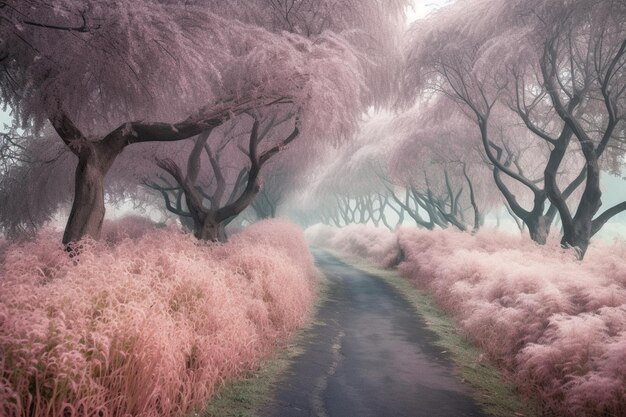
left=196, top=215, right=227, bottom=242
left=63, top=145, right=114, bottom=245
left=492, top=167, right=550, bottom=244
left=560, top=223, right=591, bottom=259
left=526, top=215, right=549, bottom=245
left=179, top=215, right=195, bottom=233
left=462, top=164, right=481, bottom=232
left=560, top=161, right=602, bottom=259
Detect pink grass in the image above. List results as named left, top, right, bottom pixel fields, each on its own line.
left=0, top=219, right=316, bottom=417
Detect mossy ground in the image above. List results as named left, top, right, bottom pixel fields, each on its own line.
left=193, top=346, right=301, bottom=417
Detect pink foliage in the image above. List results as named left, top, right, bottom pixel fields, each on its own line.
left=0, top=219, right=316, bottom=417
left=313, top=224, right=626, bottom=417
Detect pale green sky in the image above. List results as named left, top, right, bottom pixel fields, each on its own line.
left=0, top=107, right=11, bottom=127
left=407, top=0, right=451, bottom=23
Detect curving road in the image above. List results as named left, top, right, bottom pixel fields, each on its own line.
left=259, top=251, right=490, bottom=417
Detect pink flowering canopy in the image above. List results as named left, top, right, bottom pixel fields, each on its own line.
left=0, top=0, right=410, bottom=241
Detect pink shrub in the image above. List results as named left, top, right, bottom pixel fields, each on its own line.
left=236, top=220, right=316, bottom=279
left=321, top=224, right=626, bottom=417
left=0, top=219, right=316, bottom=417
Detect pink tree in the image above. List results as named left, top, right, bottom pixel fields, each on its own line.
left=0, top=126, right=77, bottom=237
left=145, top=125, right=313, bottom=234
left=0, top=0, right=409, bottom=244
left=297, top=108, right=497, bottom=232
left=402, top=0, right=625, bottom=256
left=389, top=107, right=498, bottom=232
left=505, top=0, right=626, bottom=256
left=146, top=110, right=301, bottom=241
left=134, top=0, right=411, bottom=241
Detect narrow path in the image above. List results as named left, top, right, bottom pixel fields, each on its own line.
left=259, top=251, right=490, bottom=417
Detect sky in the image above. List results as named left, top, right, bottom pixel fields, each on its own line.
left=0, top=108, right=10, bottom=127
left=406, top=0, right=451, bottom=23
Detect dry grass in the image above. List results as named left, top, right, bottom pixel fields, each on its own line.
left=0, top=219, right=317, bottom=417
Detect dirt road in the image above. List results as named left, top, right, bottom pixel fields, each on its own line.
left=259, top=252, right=490, bottom=417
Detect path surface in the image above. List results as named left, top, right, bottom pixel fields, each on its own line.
left=259, top=251, right=490, bottom=417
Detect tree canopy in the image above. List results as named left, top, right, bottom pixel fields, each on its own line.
left=1, top=0, right=625, bottom=259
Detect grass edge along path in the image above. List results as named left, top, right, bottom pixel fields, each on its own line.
left=192, top=267, right=330, bottom=417
left=326, top=250, right=540, bottom=417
